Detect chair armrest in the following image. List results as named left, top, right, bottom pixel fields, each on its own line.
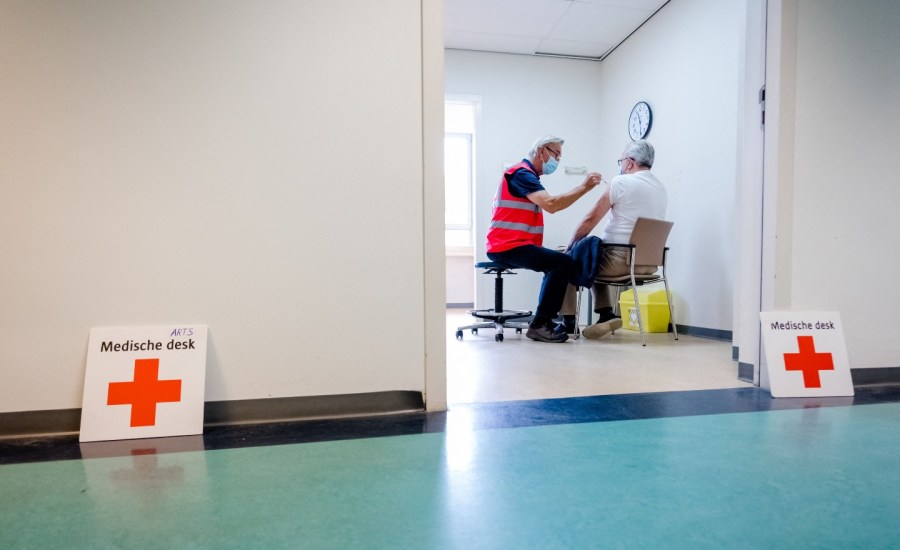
left=599, top=243, right=636, bottom=250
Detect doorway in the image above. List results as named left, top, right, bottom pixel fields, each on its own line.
left=440, top=2, right=767, bottom=406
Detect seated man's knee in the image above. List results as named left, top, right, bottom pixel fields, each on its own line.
left=557, top=252, right=575, bottom=271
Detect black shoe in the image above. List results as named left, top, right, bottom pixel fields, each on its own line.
left=526, top=323, right=568, bottom=343
left=560, top=315, right=577, bottom=334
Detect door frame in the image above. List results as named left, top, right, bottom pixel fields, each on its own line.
left=424, top=0, right=785, bottom=409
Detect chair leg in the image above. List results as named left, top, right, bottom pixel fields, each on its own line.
left=663, top=278, right=678, bottom=341
left=630, top=285, right=647, bottom=346
left=574, top=286, right=582, bottom=340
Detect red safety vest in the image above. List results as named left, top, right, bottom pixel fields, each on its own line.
left=486, top=162, right=543, bottom=253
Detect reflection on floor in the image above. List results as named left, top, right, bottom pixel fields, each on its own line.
left=447, top=308, right=752, bottom=404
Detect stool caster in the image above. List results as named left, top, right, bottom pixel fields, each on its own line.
left=453, top=261, right=532, bottom=343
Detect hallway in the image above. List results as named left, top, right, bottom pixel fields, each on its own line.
left=3, top=386, right=900, bottom=548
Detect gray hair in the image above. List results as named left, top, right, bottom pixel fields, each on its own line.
left=623, top=140, right=654, bottom=168
left=528, top=135, right=565, bottom=158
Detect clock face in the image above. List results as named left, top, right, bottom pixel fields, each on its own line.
left=628, top=101, right=652, bottom=140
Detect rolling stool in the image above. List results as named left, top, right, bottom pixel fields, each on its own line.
left=455, top=261, right=532, bottom=342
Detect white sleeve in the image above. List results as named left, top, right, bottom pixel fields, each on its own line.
left=608, top=178, right=625, bottom=206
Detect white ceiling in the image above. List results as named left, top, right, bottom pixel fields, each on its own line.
left=445, top=0, right=670, bottom=61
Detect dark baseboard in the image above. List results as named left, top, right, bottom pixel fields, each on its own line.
left=0, top=408, right=83, bottom=438
left=733, top=365, right=900, bottom=387
left=738, top=362, right=755, bottom=383
left=447, top=302, right=474, bottom=309
left=204, top=391, right=423, bottom=426
left=0, top=390, right=424, bottom=439
left=851, top=367, right=900, bottom=387
left=674, top=324, right=733, bottom=342
left=732, top=346, right=739, bottom=361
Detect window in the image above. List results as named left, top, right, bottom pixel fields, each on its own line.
left=444, top=100, right=477, bottom=247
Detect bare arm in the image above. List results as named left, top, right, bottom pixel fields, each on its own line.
left=568, top=187, right=612, bottom=249
left=526, top=172, right=602, bottom=214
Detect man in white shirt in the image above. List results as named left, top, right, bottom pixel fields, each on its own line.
left=560, top=140, right=668, bottom=338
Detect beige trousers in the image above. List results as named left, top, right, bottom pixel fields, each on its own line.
left=560, top=247, right=658, bottom=316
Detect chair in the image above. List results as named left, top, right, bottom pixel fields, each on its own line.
left=576, top=217, right=677, bottom=346
left=455, top=261, right=532, bottom=342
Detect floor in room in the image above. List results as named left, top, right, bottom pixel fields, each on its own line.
left=447, top=308, right=752, bottom=404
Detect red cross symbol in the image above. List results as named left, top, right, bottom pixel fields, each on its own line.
left=107, top=358, right=182, bottom=427
left=783, top=335, right=834, bottom=388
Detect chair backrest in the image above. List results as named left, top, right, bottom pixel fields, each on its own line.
left=628, top=218, right=674, bottom=267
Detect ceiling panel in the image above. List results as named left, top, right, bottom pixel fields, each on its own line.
left=445, top=0, right=571, bottom=38
left=445, top=0, right=669, bottom=60
left=548, top=3, right=654, bottom=44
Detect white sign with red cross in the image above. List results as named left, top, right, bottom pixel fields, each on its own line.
left=760, top=311, right=853, bottom=398
left=79, top=325, right=208, bottom=443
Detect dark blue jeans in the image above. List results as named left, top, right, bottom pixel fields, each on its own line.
left=487, top=245, right=574, bottom=327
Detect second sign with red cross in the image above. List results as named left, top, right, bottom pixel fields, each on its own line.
left=760, top=311, right=853, bottom=398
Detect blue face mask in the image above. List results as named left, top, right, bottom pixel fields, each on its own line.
left=543, top=155, right=559, bottom=175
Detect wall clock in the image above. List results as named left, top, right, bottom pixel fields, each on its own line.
left=628, top=101, right=652, bottom=140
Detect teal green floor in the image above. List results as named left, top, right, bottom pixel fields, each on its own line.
left=4, top=403, right=900, bottom=549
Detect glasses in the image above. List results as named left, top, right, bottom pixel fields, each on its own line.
left=544, top=146, right=562, bottom=159
left=617, top=157, right=633, bottom=166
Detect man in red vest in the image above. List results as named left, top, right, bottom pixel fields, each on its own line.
left=486, top=135, right=602, bottom=343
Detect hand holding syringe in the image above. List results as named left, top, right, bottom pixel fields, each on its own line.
left=583, top=172, right=603, bottom=190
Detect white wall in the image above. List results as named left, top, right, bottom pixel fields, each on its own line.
left=593, top=0, right=744, bottom=331
left=444, top=50, right=606, bottom=319
left=445, top=253, right=475, bottom=305
left=444, top=0, right=744, bottom=332
left=0, top=0, right=443, bottom=413
left=769, top=0, right=900, bottom=368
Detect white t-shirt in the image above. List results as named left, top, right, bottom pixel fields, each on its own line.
left=599, top=170, right=668, bottom=244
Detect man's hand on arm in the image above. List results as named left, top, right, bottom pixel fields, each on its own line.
left=527, top=172, right=602, bottom=214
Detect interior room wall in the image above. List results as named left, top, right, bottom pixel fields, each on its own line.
left=0, top=0, right=436, bottom=413
left=444, top=0, right=744, bottom=333
left=446, top=254, right=475, bottom=306
left=780, top=0, right=900, bottom=369
left=592, top=0, right=744, bottom=332
left=444, top=50, right=606, bottom=321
